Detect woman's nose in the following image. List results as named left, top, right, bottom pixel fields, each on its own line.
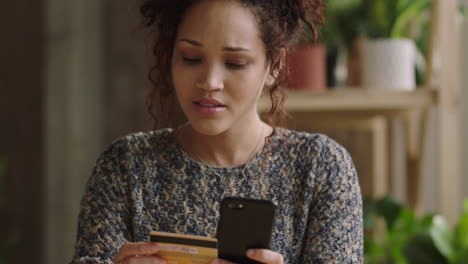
left=196, top=64, right=224, bottom=91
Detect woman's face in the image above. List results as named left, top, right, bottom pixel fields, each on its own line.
left=171, top=0, right=271, bottom=136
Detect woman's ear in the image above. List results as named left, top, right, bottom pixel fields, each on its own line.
left=266, top=48, right=286, bottom=86
left=266, top=74, right=275, bottom=86
left=278, top=47, right=286, bottom=74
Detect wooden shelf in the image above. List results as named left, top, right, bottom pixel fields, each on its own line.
left=256, top=0, right=461, bottom=223
left=258, top=88, right=437, bottom=113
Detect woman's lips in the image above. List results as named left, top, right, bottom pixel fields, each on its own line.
left=195, top=98, right=225, bottom=106
left=193, top=98, right=226, bottom=116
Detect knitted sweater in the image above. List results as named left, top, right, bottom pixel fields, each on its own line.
left=70, top=128, right=363, bottom=264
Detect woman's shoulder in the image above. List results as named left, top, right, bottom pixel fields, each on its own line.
left=99, top=128, right=175, bottom=161
left=274, top=128, right=352, bottom=166
left=276, top=128, right=346, bottom=154
left=276, top=128, right=356, bottom=181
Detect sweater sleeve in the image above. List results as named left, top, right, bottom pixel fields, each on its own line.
left=300, top=137, right=363, bottom=263
left=69, top=141, right=132, bottom=264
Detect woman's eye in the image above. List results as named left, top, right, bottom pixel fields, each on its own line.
left=226, top=62, right=247, bottom=70
left=183, top=57, right=201, bottom=65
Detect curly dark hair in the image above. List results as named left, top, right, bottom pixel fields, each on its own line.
left=140, top=0, right=324, bottom=129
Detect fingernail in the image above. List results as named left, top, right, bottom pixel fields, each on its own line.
left=211, top=259, right=220, bottom=264
left=247, top=249, right=256, bottom=256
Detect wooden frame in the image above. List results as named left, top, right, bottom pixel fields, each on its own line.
left=433, top=0, right=461, bottom=224
left=259, top=0, right=462, bottom=224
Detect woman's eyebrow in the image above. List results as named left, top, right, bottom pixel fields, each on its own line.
left=223, top=46, right=251, bottom=52
left=178, top=38, right=202, bottom=47
left=178, top=38, right=251, bottom=52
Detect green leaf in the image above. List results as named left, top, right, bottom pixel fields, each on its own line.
left=375, top=196, right=404, bottom=230
left=366, top=0, right=394, bottom=38
left=364, top=238, right=383, bottom=256
left=327, top=0, right=362, bottom=14
left=396, top=0, right=413, bottom=14
left=453, top=247, right=468, bottom=264
left=460, top=6, right=467, bottom=18
left=391, top=0, right=431, bottom=38
left=454, top=199, right=468, bottom=251
left=381, top=208, right=418, bottom=264
left=429, top=215, right=455, bottom=260
left=403, top=232, right=448, bottom=264
left=390, top=239, right=409, bottom=264
left=392, top=208, right=417, bottom=235
left=419, top=214, right=436, bottom=230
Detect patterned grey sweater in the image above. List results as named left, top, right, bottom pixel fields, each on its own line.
left=70, top=128, right=363, bottom=264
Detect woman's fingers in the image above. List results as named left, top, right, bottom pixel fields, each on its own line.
left=114, top=242, right=161, bottom=263
left=210, top=259, right=237, bottom=264
left=120, top=255, right=167, bottom=264
left=246, top=249, right=284, bottom=264
left=211, top=249, right=284, bottom=264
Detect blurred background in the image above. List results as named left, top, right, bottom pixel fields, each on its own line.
left=0, top=0, right=467, bottom=264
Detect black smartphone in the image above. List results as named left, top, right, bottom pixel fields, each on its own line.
left=216, top=197, right=276, bottom=264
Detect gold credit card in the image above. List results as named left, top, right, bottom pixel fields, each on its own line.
left=150, top=231, right=218, bottom=264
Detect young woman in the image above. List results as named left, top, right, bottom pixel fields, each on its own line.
left=70, top=0, right=363, bottom=263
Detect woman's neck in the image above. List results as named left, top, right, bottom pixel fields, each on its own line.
left=177, top=120, right=271, bottom=168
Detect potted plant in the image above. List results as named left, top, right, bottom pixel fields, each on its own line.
left=323, top=0, right=436, bottom=89
left=322, top=0, right=367, bottom=86
left=359, top=0, right=432, bottom=91
left=287, top=19, right=327, bottom=91
left=364, top=196, right=468, bottom=264
left=324, top=0, right=467, bottom=89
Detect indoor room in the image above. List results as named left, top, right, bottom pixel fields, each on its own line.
left=1, top=0, right=467, bottom=263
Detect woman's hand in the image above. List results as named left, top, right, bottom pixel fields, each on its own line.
left=211, top=249, right=284, bottom=264
left=114, top=242, right=167, bottom=264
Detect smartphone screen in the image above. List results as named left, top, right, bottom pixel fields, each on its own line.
left=216, top=197, right=276, bottom=264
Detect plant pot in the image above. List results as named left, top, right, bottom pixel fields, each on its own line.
left=288, top=44, right=327, bottom=91
left=362, top=38, right=416, bottom=91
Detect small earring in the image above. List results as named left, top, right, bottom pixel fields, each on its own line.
left=266, top=76, right=275, bottom=87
